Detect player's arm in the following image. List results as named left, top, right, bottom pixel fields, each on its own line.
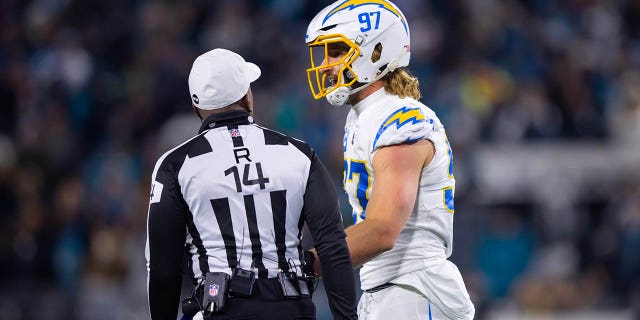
left=146, top=163, right=188, bottom=320
left=345, top=139, right=434, bottom=268
left=302, top=152, right=357, bottom=320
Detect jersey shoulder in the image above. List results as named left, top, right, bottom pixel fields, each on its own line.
left=255, top=125, right=314, bottom=160
left=370, top=97, right=437, bottom=151
left=152, top=132, right=211, bottom=179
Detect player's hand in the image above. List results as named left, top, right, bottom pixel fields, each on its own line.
left=192, top=311, right=204, bottom=320
left=305, top=249, right=321, bottom=277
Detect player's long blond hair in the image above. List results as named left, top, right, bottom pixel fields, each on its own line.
left=371, top=43, right=422, bottom=100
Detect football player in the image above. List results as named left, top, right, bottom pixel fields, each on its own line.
left=305, top=1, right=475, bottom=319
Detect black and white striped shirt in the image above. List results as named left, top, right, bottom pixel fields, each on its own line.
left=146, top=110, right=355, bottom=319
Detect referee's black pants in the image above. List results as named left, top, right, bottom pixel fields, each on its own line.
left=203, top=278, right=316, bottom=320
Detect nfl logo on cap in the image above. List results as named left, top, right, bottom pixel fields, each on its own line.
left=209, top=284, right=219, bottom=297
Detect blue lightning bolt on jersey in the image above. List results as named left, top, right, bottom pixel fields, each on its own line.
left=372, top=106, right=427, bottom=149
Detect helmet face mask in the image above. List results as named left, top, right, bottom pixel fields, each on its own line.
left=305, top=0, right=411, bottom=104
left=306, top=34, right=361, bottom=100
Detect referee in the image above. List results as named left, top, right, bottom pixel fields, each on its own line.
left=145, top=48, right=357, bottom=320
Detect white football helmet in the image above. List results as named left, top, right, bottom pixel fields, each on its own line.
left=305, top=0, right=411, bottom=106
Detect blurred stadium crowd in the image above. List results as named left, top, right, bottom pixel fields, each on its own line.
left=1, top=0, right=639, bottom=319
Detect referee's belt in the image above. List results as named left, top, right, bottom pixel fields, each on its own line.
left=363, top=283, right=395, bottom=293
left=241, top=278, right=312, bottom=301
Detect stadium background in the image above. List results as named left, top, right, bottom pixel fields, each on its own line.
left=0, top=0, right=639, bottom=319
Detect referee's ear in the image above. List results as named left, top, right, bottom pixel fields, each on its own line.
left=192, top=104, right=203, bottom=121
left=240, top=87, right=254, bottom=116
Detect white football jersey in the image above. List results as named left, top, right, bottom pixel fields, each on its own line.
left=343, top=88, right=456, bottom=289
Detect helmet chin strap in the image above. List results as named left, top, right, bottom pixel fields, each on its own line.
left=326, top=86, right=351, bottom=106
left=325, top=58, right=401, bottom=106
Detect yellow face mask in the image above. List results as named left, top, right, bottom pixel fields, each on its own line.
left=306, top=34, right=361, bottom=100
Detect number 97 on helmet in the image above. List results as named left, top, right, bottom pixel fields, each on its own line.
left=305, top=0, right=411, bottom=106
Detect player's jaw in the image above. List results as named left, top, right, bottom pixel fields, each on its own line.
left=324, top=73, right=339, bottom=90
left=319, top=63, right=341, bottom=90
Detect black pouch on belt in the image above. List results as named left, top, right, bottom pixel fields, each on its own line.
left=202, top=272, right=230, bottom=316
left=298, top=278, right=310, bottom=297
left=277, top=270, right=300, bottom=299
left=229, top=268, right=256, bottom=297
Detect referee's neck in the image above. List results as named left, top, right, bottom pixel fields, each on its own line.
left=194, top=104, right=248, bottom=120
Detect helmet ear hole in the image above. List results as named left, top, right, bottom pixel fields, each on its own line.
left=371, top=43, right=383, bottom=63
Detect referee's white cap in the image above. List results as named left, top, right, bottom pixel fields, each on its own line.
left=188, top=48, right=261, bottom=110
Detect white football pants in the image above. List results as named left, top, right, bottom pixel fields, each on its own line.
left=357, top=260, right=475, bottom=320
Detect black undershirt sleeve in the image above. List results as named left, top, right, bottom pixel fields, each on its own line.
left=147, top=164, right=188, bottom=320
left=302, top=152, right=358, bottom=320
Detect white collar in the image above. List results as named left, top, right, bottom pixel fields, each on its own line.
left=351, top=88, right=389, bottom=115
